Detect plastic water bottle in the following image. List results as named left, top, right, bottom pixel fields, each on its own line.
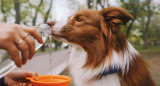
left=0, top=24, right=51, bottom=78
left=33, top=24, right=52, bottom=50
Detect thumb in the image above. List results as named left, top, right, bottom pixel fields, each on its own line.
left=25, top=71, right=39, bottom=81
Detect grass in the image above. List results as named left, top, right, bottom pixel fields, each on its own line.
left=35, top=43, right=56, bottom=53
left=36, top=47, right=63, bottom=53
left=36, top=48, right=55, bottom=53
left=131, top=45, right=160, bottom=85
left=134, top=45, right=160, bottom=53
left=142, top=53, right=160, bottom=86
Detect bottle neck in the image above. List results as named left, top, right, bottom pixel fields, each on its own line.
left=39, top=24, right=51, bottom=36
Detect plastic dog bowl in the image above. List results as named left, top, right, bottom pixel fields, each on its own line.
left=27, top=75, right=72, bottom=86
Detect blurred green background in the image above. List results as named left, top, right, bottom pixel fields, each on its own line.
left=0, top=0, right=160, bottom=85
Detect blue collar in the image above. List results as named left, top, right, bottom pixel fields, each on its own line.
left=98, top=67, right=121, bottom=78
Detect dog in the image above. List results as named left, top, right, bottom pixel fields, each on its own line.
left=47, top=6, right=155, bottom=86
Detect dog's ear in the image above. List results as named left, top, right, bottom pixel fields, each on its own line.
left=100, top=6, right=133, bottom=25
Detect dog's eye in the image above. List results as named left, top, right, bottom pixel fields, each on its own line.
left=76, top=18, right=82, bottom=22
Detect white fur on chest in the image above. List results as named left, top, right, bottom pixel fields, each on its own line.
left=68, top=42, right=138, bottom=86
left=68, top=46, right=121, bottom=86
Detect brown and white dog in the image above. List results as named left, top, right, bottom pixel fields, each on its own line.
left=48, top=7, right=155, bottom=86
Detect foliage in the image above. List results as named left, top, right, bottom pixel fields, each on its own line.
left=120, top=0, right=160, bottom=48
left=87, top=0, right=160, bottom=49
left=0, top=0, right=160, bottom=51
left=134, top=45, right=160, bottom=53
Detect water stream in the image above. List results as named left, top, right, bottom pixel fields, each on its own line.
left=48, top=36, right=53, bottom=79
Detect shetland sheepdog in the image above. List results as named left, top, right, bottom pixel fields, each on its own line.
left=48, top=6, right=155, bottom=86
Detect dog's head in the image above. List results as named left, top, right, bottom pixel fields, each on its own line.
left=48, top=6, right=133, bottom=68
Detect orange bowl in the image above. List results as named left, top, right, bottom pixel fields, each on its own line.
left=27, top=75, right=72, bottom=86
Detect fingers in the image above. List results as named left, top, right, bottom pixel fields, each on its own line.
left=0, top=24, right=43, bottom=67
left=18, top=30, right=35, bottom=60
left=6, top=43, right=22, bottom=67
left=19, top=82, right=32, bottom=86
left=28, top=83, right=32, bottom=86
left=32, top=72, right=39, bottom=81
left=25, top=71, right=39, bottom=81
left=25, top=35, right=35, bottom=60
left=20, top=25, right=43, bottom=44
left=5, top=70, right=35, bottom=86
left=14, top=34, right=29, bottom=65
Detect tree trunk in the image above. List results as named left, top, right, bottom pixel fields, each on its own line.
left=41, top=0, right=53, bottom=52
left=43, top=0, right=53, bottom=23
left=87, top=0, right=92, bottom=9
left=54, top=41, right=58, bottom=51
left=14, top=0, right=21, bottom=24
left=125, top=9, right=138, bottom=38
left=1, top=0, right=7, bottom=22
left=120, top=0, right=141, bottom=39
left=41, top=45, right=45, bottom=52
left=32, top=0, right=43, bottom=26
left=97, top=0, right=105, bottom=9
left=106, top=0, right=110, bottom=7
left=126, top=18, right=135, bottom=38
left=143, top=0, right=152, bottom=49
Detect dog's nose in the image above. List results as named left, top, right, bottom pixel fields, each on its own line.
left=46, top=21, right=56, bottom=26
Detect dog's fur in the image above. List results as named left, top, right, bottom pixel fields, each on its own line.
left=48, top=7, right=155, bottom=86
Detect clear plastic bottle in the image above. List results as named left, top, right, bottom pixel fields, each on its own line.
left=33, top=24, right=51, bottom=50
left=0, top=24, right=51, bottom=78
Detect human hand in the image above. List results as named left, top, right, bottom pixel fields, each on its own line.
left=4, top=70, right=38, bottom=86
left=0, top=23, right=43, bottom=67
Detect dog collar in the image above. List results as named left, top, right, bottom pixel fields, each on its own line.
left=98, top=67, right=121, bottom=78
